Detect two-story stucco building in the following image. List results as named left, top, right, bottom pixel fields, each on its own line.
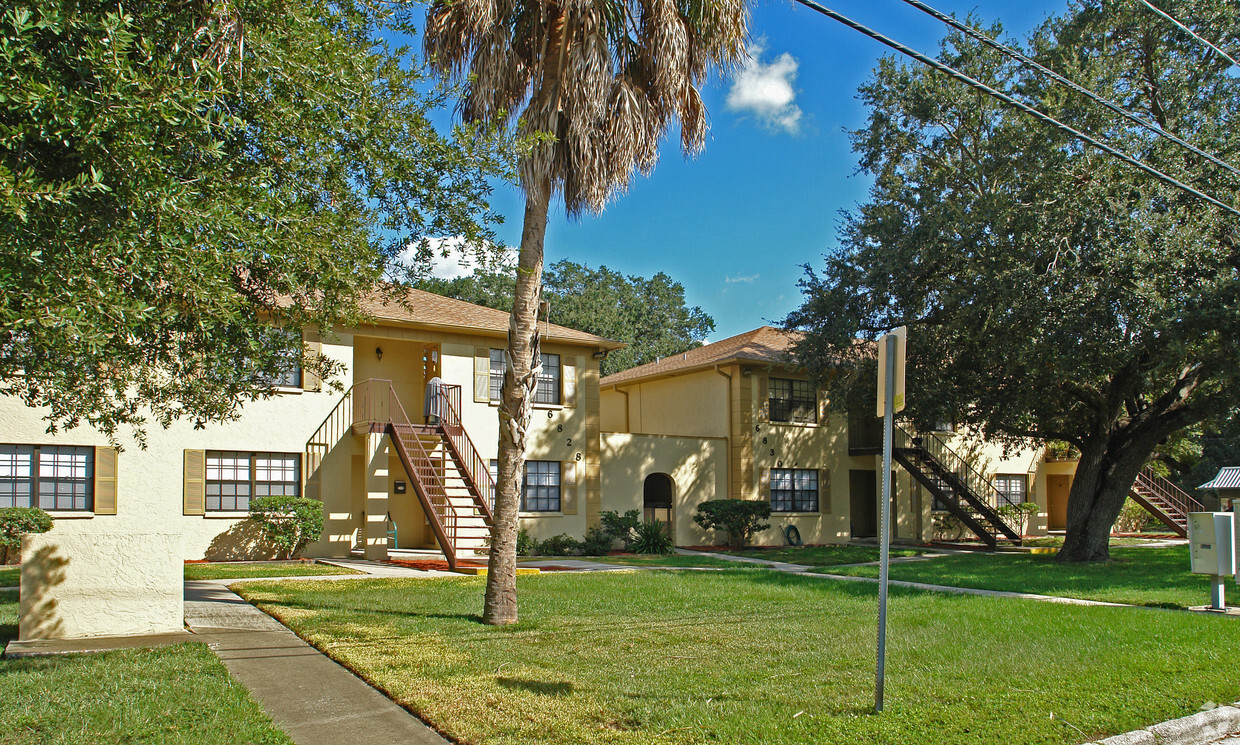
left=9, top=288, right=621, bottom=640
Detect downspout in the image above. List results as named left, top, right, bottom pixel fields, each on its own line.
left=714, top=365, right=733, bottom=500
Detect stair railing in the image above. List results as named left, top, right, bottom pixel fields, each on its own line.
left=897, top=425, right=1022, bottom=537
left=433, top=384, right=496, bottom=523
left=1133, top=467, right=1203, bottom=518
left=304, top=383, right=358, bottom=500
left=380, top=381, right=462, bottom=548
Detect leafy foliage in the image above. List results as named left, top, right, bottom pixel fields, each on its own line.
left=997, top=502, right=1040, bottom=536
left=630, top=520, right=674, bottom=555
left=692, top=499, right=771, bottom=548
left=248, top=496, right=324, bottom=559
left=580, top=527, right=613, bottom=556
left=599, top=509, right=643, bottom=550
left=786, top=1, right=1240, bottom=561
left=515, top=528, right=536, bottom=557
left=0, top=507, right=52, bottom=563
left=417, top=261, right=714, bottom=376
left=1, top=1, right=507, bottom=442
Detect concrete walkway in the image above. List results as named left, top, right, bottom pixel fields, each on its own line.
left=675, top=548, right=1133, bottom=607
left=185, top=579, right=449, bottom=745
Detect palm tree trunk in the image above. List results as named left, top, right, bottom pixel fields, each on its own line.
left=483, top=183, right=550, bottom=626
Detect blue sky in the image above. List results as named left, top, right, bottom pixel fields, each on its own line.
left=429, top=0, right=1072, bottom=341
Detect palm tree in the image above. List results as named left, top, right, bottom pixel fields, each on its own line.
left=425, top=0, right=749, bottom=625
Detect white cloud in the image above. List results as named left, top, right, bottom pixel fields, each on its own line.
left=726, top=274, right=760, bottom=284
left=397, top=236, right=514, bottom=279
left=726, top=42, right=803, bottom=134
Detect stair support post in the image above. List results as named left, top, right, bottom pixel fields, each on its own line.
left=365, top=431, right=390, bottom=561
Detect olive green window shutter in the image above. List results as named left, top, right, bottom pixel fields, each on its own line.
left=819, top=469, right=831, bottom=513
left=474, top=347, right=490, bottom=403
left=303, top=339, right=323, bottom=392
left=760, top=468, right=771, bottom=502
left=184, top=450, right=206, bottom=516
left=757, top=375, right=770, bottom=422
left=93, top=446, right=118, bottom=515
left=561, top=461, right=578, bottom=514
left=563, top=358, right=578, bottom=408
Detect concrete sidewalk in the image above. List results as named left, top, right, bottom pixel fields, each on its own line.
left=185, top=580, right=449, bottom=745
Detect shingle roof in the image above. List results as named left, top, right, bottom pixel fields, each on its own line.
left=600, top=326, right=799, bottom=387
left=359, top=287, right=623, bottom=349
left=1198, top=467, right=1240, bottom=491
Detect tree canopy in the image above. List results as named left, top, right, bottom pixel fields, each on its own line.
left=785, top=0, right=1240, bottom=561
left=1, top=0, right=507, bottom=443
left=417, top=260, right=714, bottom=376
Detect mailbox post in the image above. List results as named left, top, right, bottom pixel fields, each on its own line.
left=1188, top=512, right=1236, bottom=610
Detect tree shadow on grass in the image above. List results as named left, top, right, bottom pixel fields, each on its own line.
left=496, top=677, right=574, bottom=696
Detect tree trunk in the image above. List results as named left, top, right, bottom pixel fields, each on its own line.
left=1057, top=430, right=1162, bottom=563
left=483, top=185, right=550, bottom=626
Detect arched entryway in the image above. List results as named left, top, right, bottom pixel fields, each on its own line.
left=643, top=473, right=675, bottom=535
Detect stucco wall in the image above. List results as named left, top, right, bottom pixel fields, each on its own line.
left=20, top=531, right=182, bottom=640
left=600, top=432, right=727, bottom=546
left=600, top=370, right=729, bottom=439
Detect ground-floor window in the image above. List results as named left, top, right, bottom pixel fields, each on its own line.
left=205, top=451, right=299, bottom=512
left=993, top=475, right=1026, bottom=508
left=488, top=459, right=561, bottom=512
left=771, top=468, right=818, bottom=512
left=0, top=444, right=93, bottom=511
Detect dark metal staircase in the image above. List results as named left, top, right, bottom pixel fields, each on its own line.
left=1128, top=467, right=1201, bottom=537
left=892, top=427, right=1023, bottom=549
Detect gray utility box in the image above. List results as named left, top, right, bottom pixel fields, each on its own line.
left=1188, top=512, right=1236, bottom=577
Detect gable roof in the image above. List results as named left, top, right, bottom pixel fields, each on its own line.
left=1199, top=467, right=1240, bottom=491
left=359, top=287, right=623, bottom=349
left=600, top=326, right=799, bottom=387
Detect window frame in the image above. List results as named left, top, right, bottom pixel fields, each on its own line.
left=770, top=468, right=819, bottom=513
left=205, top=451, right=300, bottom=513
left=769, top=377, right=818, bottom=424
left=0, top=444, right=94, bottom=512
left=489, top=349, right=561, bottom=406
left=522, top=460, right=561, bottom=512
left=993, top=474, right=1027, bottom=508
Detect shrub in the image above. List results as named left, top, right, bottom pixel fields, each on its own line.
left=600, top=509, right=642, bottom=550
left=631, top=520, right=674, bottom=554
left=692, top=499, right=770, bottom=548
left=516, top=528, right=536, bottom=556
left=932, top=512, right=969, bottom=542
left=248, top=496, right=324, bottom=559
left=580, top=526, right=613, bottom=556
left=997, top=502, right=1040, bottom=536
left=0, top=507, right=53, bottom=564
left=1114, top=499, right=1157, bottom=534
left=534, top=533, right=582, bottom=556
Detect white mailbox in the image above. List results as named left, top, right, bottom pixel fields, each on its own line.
left=1188, top=512, right=1235, bottom=576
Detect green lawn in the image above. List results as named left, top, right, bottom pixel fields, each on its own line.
left=184, top=561, right=362, bottom=581
left=0, top=566, right=18, bottom=587
left=725, top=545, right=925, bottom=566
left=237, top=572, right=1240, bottom=745
left=568, top=554, right=754, bottom=569
left=825, top=546, right=1212, bottom=608
left=0, top=596, right=291, bottom=745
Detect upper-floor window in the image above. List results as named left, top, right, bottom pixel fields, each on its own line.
left=994, top=475, right=1026, bottom=508
left=769, top=378, right=817, bottom=424
left=771, top=468, right=818, bottom=512
left=0, top=444, right=93, bottom=511
left=206, top=451, right=300, bottom=512
left=253, top=329, right=302, bottom=388
left=489, top=350, right=561, bottom=405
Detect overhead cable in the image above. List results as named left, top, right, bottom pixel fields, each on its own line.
left=1138, top=0, right=1240, bottom=70
left=792, top=0, right=1240, bottom=218
left=897, top=0, right=1240, bottom=178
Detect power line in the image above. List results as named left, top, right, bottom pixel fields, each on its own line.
left=896, top=0, right=1240, bottom=179
left=792, top=0, right=1240, bottom=218
left=1138, top=0, right=1240, bottom=70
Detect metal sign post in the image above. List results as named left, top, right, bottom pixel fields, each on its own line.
left=875, top=326, right=906, bottom=713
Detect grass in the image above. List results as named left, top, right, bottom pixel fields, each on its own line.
left=724, top=545, right=925, bottom=566
left=0, top=566, right=18, bottom=587
left=567, top=554, right=754, bottom=569
left=0, top=596, right=290, bottom=745
left=184, top=561, right=361, bottom=581
left=825, top=546, right=1213, bottom=609
left=237, top=571, right=1240, bottom=745
left=1021, top=536, right=1171, bottom=548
